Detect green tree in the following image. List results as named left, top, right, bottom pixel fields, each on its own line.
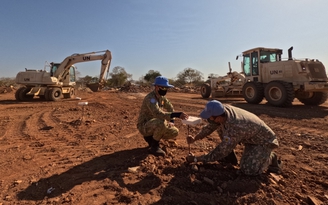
left=108, top=66, right=132, bottom=87
left=144, top=70, right=161, bottom=83
left=0, top=77, right=16, bottom=86
left=77, top=75, right=93, bottom=84
left=176, top=68, right=204, bottom=85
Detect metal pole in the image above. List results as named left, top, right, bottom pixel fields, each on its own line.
left=188, top=125, right=191, bottom=154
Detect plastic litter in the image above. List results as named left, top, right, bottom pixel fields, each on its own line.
left=47, top=187, right=55, bottom=194
left=78, top=102, right=88, bottom=106
left=182, top=116, right=202, bottom=125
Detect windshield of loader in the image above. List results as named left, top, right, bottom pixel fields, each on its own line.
left=260, top=51, right=277, bottom=63
left=243, top=54, right=251, bottom=76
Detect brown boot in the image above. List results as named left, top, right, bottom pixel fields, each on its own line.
left=143, top=136, right=153, bottom=147
left=267, top=152, right=283, bottom=174
left=149, top=140, right=166, bottom=156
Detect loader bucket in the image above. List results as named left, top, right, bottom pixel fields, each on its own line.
left=86, top=83, right=101, bottom=92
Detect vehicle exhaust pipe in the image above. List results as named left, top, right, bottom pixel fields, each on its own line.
left=288, top=46, right=293, bottom=60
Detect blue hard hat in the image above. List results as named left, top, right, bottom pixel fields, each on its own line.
left=200, top=100, right=225, bottom=119
left=153, top=76, right=174, bottom=88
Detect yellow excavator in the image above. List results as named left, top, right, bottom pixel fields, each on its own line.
left=15, top=50, right=112, bottom=101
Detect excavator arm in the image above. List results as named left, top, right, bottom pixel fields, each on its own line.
left=54, top=50, right=112, bottom=91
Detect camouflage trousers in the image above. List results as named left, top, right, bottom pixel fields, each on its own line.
left=239, top=144, right=277, bottom=176
left=137, top=118, right=179, bottom=141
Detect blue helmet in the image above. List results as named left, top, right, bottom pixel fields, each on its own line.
left=153, top=76, right=174, bottom=88
left=200, top=100, right=225, bottom=119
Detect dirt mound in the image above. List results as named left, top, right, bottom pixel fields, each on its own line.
left=0, top=86, right=14, bottom=94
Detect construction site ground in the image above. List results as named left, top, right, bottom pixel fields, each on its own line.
left=0, top=88, right=327, bottom=205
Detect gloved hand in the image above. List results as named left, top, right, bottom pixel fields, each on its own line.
left=179, top=112, right=189, bottom=120
left=170, top=112, right=189, bottom=120
left=186, top=135, right=195, bottom=144
left=168, top=122, right=174, bottom=128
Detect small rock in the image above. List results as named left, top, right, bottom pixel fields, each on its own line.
left=127, top=166, right=140, bottom=173
left=295, top=192, right=305, bottom=200
left=14, top=180, right=22, bottom=185
left=307, top=196, right=323, bottom=205
left=203, top=177, right=214, bottom=186
left=193, top=179, right=202, bottom=184
left=270, top=173, right=282, bottom=182
left=191, top=164, right=198, bottom=172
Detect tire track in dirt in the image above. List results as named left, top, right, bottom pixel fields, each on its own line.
left=40, top=106, right=102, bottom=172
left=0, top=106, right=43, bottom=180
left=36, top=101, right=131, bottom=172
left=263, top=116, right=328, bottom=138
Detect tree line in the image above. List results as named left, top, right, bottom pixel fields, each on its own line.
left=0, top=66, right=217, bottom=88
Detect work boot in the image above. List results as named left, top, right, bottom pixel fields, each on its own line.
left=267, top=152, right=283, bottom=174
left=149, top=140, right=166, bottom=156
left=143, top=136, right=153, bottom=147
left=218, top=150, right=238, bottom=165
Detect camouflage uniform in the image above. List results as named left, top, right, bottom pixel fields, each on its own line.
left=195, top=105, right=279, bottom=176
left=137, top=91, right=179, bottom=141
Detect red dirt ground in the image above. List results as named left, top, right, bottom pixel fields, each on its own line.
left=0, top=89, right=327, bottom=205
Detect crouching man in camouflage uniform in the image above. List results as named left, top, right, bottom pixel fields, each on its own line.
left=137, top=76, right=188, bottom=156
left=186, top=100, right=282, bottom=176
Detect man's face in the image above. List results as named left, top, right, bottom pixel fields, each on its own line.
left=155, top=86, right=168, bottom=96
left=209, top=115, right=224, bottom=124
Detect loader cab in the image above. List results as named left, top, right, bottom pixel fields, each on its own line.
left=241, top=47, right=282, bottom=82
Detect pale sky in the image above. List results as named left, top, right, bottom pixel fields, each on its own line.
left=1, top=0, right=328, bottom=81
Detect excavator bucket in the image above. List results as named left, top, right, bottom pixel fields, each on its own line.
left=86, top=83, right=101, bottom=92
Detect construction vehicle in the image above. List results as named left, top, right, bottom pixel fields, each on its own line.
left=200, top=63, right=245, bottom=98
left=201, top=46, right=328, bottom=107
left=15, top=50, right=112, bottom=101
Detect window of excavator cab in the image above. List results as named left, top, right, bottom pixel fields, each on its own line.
left=251, top=52, right=259, bottom=75
left=243, top=54, right=251, bottom=76
left=260, top=51, right=277, bottom=63
left=51, top=65, right=58, bottom=77
left=69, top=66, right=75, bottom=82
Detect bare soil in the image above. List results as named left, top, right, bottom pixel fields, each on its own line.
left=0, top=89, right=327, bottom=205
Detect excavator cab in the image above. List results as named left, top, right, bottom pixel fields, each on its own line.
left=50, top=62, right=76, bottom=84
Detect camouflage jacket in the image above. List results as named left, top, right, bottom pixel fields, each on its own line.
left=195, top=105, right=278, bottom=162
left=137, top=91, right=174, bottom=133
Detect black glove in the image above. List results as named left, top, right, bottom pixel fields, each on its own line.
left=170, top=112, right=182, bottom=118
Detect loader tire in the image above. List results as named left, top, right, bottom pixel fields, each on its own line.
left=15, top=87, right=33, bottom=101
left=200, top=83, right=211, bottom=98
left=44, top=89, right=51, bottom=101
left=15, top=87, right=26, bottom=101
left=264, top=81, right=294, bottom=107
left=48, top=88, right=62, bottom=101
left=297, top=92, right=328, bottom=106
left=63, top=88, right=75, bottom=99
left=242, top=82, right=264, bottom=104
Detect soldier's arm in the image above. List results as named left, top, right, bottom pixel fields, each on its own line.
left=194, top=123, right=219, bottom=141
left=147, top=99, right=172, bottom=121
left=163, top=97, right=174, bottom=112
left=200, top=135, right=239, bottom=162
